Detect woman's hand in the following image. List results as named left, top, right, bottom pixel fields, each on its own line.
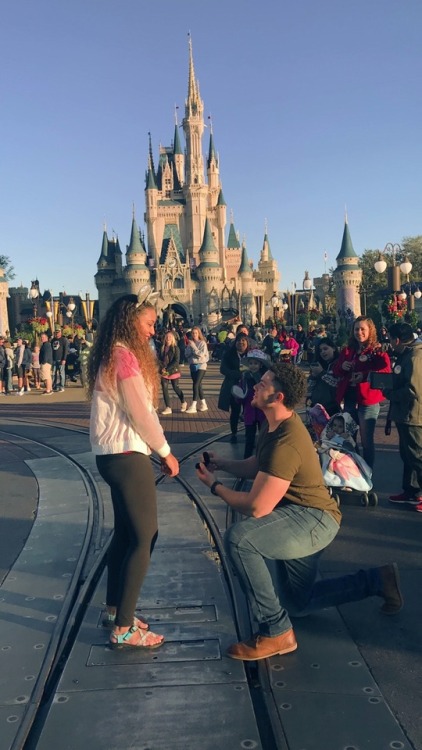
left=161, top=453, right=179, bottom=477
left=310, top=363, right=323, bottom=375
left=342, top=361, right=354, bottom=372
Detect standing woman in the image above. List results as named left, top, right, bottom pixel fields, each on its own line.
left=185, top=326, right=209, bottom=413
left=307, top=337, right=340, bottom=417
left=218, top=332, right=250, bottom=442
left=332, top=316, right=391, bottom=468
left=88, top=291, right=179, bottom=649
left=158, top=331, right=187, bottom=414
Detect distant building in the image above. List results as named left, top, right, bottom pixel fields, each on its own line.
left=95, top=39, right=281, bottom=326
left=332, top=217, right=362, bottom=325
left=0, top=266, right=10, bottom=336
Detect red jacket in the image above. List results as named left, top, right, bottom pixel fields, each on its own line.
left=332, top=345, right=391, bottom=406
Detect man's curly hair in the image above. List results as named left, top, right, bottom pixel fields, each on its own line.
left=269, top=362, right=306, bottom=409
left=86, top=294, right=159, bottom=403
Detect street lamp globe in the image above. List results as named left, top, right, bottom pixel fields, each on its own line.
left=374, top=253, right=387, bottom=274
left=303, top=274, right=312, bottom=291
left=28, top=283, right=39, bottom=301
left=400, top=257, right=412, bottom=276
left=414, top=288, right=422, bottom=300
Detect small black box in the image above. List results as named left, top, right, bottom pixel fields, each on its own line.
left=369, top=371, right=393, bottom=390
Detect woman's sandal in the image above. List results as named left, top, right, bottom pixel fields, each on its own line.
left=102, top=612, right=149, bottom=630
left=110, top=625, right=164, bottom=650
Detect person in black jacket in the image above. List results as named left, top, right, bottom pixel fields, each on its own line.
left=0, top=336, right=6, bottom=394
left=158, top=331, right=187, bottom=415
left=218, top=332, right=250, bottom=442
left=39, top=332, right=54, bottom=394
left=51, top=327, right=69, bottom=391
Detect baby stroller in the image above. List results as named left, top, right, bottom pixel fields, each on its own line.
left=308, top=407, right=378, bottom=507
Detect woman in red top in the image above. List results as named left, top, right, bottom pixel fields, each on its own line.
left=332, top=316, right=391, bottom=468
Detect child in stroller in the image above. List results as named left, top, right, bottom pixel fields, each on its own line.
left=308, top=407, right=378, bottom=507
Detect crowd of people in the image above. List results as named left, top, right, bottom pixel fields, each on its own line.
left=4, top=299, right=418, bottom=661
left=0, top=327, right=92, bottom=395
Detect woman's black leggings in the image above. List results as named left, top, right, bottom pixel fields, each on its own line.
left=161, top=377, right=184, bottom=407
left=191, top=368, right=206, bottom=401
left=96, top=452, right=158, bottom=627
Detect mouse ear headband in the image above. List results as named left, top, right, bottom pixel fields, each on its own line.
left=136, top=284, right=159, bottom=308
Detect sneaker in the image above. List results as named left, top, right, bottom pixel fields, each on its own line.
left=161, top=407, right=172, bottom=415
left=198, top=400, right=208, bottom=412
left=42, top=391, right=54, bottom=396
left=19, top=387, right=24, bottom=394
left=180, top=402, right=188, bottom=412
left=389, top=492, right=419, bottom=505
left=415, top=501, right=422, bottom=513
left=59, top=388, right=65, bottom=392
left=186, top=403, right=197, bottom=414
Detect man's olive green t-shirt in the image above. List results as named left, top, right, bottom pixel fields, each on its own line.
left=256, top=412, right=342, bottom=524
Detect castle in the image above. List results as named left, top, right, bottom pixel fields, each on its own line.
left=94, top=39, right=281, bottom=326
left=2, top=43, right=364, bottom=338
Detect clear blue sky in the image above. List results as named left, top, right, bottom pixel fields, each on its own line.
left=2, top=0, right=421, bottom=299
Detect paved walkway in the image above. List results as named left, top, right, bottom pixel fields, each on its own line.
left=0, top=362, right=421, bottom=748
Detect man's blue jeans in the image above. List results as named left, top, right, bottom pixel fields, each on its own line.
left=53, top=362, right=65, bottom=389
left=224, top=503, right=383, bottom=637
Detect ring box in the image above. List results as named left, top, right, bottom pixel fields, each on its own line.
left=369, top=372, right=393, bottom=390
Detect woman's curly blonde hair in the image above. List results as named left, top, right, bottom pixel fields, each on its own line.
left=86, top=294, right=159, bottom=404
left=348, top=316, right=379, bottom=350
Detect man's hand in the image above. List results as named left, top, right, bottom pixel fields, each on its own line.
left=196, top=462, right=215, bottom=488
left=203, top=451, right=220, bottom=472
left=161, top=453, right=179, bottom=477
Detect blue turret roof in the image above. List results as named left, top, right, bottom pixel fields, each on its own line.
left=336, top=220, right=358, bottom=260
left=198, top=219, right=219, bottom=267
left=173, top=124, right=183, bottom=155
left=227, top=221, right=240, bottom=249
left=217, top=188, right=226, bottom=206
left=127, top=216, right=145, bottom=256
left=207, top=132, right=217, bottom=168
left=239, top=244, right=252, bottom=274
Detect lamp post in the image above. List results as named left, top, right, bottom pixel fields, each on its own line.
left=271, top=292, right=280, bottom=325
left=374, top=242, right=413, bottom=314
left=45, top=291, right=55, bottom=332
left=28, top=280, right=39, bottom=317
left=374, top=243, right=412, bottom=293
left=66, top=297, right=76, bottom=333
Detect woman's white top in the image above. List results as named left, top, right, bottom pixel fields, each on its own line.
left=90, top=344, right=170, bottom=458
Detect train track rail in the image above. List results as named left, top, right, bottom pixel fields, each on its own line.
left=0, top=419, right=279, bottom=750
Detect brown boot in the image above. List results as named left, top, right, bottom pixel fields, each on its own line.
left=226, top=628, right=297, bottom=661
left=378, top=563, right=404, bottom=615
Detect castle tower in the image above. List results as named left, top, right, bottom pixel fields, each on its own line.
left=225, top=213, right=241, bottom=284
left=196, top=218, right=223, bottom=322
left=256, top=224, right=280, bottom=304
left=182, top=36, right=208, bottom=262
left=333, top=216, right=362, bottom=323
left=95, top=229, right=116, bottom=319
left=0, top=266, right=10, bottom=335
left=124, top=210, right=150, bottom=296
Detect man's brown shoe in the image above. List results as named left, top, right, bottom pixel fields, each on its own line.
left=378, top=563, right=404, bottom=615
left=226, top=628, right=297, bottom=661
